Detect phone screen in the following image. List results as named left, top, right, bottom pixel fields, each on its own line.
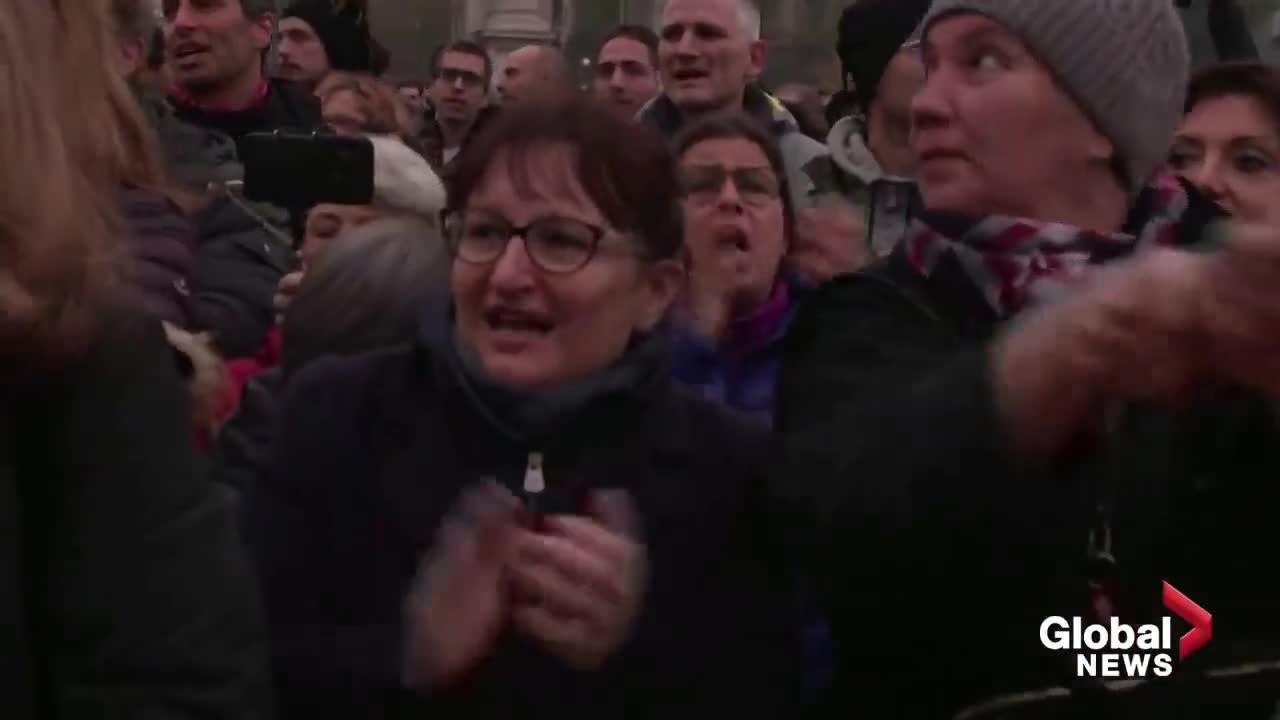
left=240, top=132, right=375, bottom=207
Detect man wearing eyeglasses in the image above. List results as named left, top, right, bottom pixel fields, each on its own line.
left=427, top=41, right=494, bottom=167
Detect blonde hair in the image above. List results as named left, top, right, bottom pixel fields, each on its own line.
left=0, top=1, right=126, bottom=359
left=317, top=72, right=403, bottom=135
left=76, top=0, right=168, bottom=192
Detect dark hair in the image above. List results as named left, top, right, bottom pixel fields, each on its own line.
left=281, top=216, right=449, bottom=378
left=1185, top=61, right=1280, bottom=136
left=237, top=0, right=275, bottom=19
left=449, top=93, right=683, bottom=262
left=598, top=24, right=659, bottom=69
left=670, top=112, right=796, bottom=241
left=430, top=41, right=493, bottom=91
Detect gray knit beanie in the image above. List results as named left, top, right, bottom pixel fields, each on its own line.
left=923, top=0, right=1190, bottom=192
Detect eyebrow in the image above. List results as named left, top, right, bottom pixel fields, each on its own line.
left=924, top=25, right=1017, bottom=54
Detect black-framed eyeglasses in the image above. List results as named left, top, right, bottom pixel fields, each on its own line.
left=445, top=210, right=607, bottom=274
left=438, top=67, right=484, bottom=88
left=679, top=164, right=781, bottom=206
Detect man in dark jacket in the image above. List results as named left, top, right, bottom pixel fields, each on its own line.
left=159, top=0, right=322, bottom=357
left=640, top=0, right=829, bottom=211
left=163, top=0, right=322, bottom=142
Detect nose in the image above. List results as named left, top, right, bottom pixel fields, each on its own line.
left=452, top=75, right=466, bottom=91
left=488, top=234, right=537, bottom=293
left=715, top=176, right=744, bottom=212
left=610, top=67, right=627, bottom=89
left=673, top=29, right=699, bottom=57
left=910, top=70, right=953, bottom=135
left=170, top=1, right=198, bottom=30
left=1190, top=155, right=1228, bottom=202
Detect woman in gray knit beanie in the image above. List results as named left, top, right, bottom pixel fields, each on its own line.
left=773, top=1, right=1280, bottom=716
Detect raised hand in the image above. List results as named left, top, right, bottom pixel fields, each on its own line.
left=1198, top=222, right=1280, bottom=396
left=993, top=247, right=1209, bottom=458
left=402, top=481, right=520, bottom=690
left=508, top=490, right=647, bottom=671
left=789, top=196, right=869, bottom=284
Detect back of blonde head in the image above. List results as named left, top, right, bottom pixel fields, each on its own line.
left=0, top=1, right=126, bottom=359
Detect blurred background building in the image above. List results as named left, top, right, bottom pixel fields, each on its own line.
left=368, top=0, right=844, bottom=91
left=367, top=0, right=1278, bottom=89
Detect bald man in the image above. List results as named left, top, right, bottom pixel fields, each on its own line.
left=496, top=44, right=570, bottom=106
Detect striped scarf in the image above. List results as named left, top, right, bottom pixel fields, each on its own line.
left=903, top=172, right=1190, bottom=318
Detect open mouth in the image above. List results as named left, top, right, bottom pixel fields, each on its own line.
left=484, top=307, right=554, bottom=336
left=172, top=44, right=209, bottom=61
left=713, top=226, right=751, bottom=253
left=672, top=68, right=708, bottom=83
left=917, top=146, right=966, bottom=163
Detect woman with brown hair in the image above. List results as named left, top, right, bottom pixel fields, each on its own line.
left=317, top=71, right=444, bottom=167
left=1171, top=62, right=1280, bottom=227
left=244, top=95, right=801, bottom=717
left=0, top=1, right=269, bottom=717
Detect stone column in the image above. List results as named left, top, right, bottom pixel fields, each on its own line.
left=468, top=0, right=572, bottom=56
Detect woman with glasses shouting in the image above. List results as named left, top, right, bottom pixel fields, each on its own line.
left=669, top=114, right=814, bottom=426
left=242, top=94, right=803, bottom=718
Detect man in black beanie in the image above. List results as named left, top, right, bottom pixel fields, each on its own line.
left=823, top=0, right=931, bottom=258
left=277, top=0, right=373, bottom=90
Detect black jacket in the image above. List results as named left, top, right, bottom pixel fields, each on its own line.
left=243, top=314, right=802, bottom=718
left=141, top=89, right=302, bottom=357
left=212, top=368, right=283, bottom=496
left=171, top=78, right=322, bottom=145
left=772, top=191, right=1280, bottom=718
left=191, top=196, right=296, bottom=357
left=0, top=309, right=270, bottom=718
left=119, top=185, right=198, bottom=329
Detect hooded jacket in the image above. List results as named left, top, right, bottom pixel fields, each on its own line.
left=243, top=301, right=802, bottom=718
left=820, top=116, right=920, bottom=259
left=638, top=85, right=832, bottom=211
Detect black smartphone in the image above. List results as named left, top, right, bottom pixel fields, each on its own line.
left=239, top=131, right=375, bottom=207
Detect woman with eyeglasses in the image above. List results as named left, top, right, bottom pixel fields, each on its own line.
left=670, top=114, right=810, bottom=425
left=242, top=94, right=802, bottom=718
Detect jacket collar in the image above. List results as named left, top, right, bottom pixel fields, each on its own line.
left=638, top=84, right=801, bottom=138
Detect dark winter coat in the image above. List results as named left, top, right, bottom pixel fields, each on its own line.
left=190, top=197, right=297, bottom=357
left=118, top=185, right=198, bottom=329
left=0, top=308, right=271, bottom=718
left=243, top=307, right=803, bottom=719
left=170, top=79, right=322, bottom=145
left=771, top=188, right=1280, bottom=718
left=140, top=90, right=302, bottom=357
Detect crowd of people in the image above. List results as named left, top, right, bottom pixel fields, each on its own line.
left=4, top=0, right=1280, bottom=717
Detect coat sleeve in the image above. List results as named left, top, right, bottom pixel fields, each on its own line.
left=770, top=275, right=1092, bottom=715
left=119, top=187, right=199, bottom=330
left=191, top=198, right=294, bottom=358
left=240, top=359, right=418, bottom=719
left=23, top=309, right=270, bottom=719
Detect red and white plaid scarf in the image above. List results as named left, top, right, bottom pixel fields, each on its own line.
left=903, top=172, right=1190, bottom=317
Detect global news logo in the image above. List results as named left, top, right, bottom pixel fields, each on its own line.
left=1039, top=581, right=1212, bottom=679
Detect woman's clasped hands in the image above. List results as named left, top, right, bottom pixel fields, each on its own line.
left=402, top=482, right=647, bottom=690
left=995, top=221, right=1280, bottom=458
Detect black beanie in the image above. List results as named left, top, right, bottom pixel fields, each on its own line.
left=283, top=0, right=373, bottom=73
left=837, top=0, right=932, bottom=115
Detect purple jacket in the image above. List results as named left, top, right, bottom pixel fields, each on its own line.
left=670, top=277, right=808, bottom=426
left=119, top=186, right=198, bottom=329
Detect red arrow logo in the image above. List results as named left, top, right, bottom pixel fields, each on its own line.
left=1162, top=581, right=1212, bottom=660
